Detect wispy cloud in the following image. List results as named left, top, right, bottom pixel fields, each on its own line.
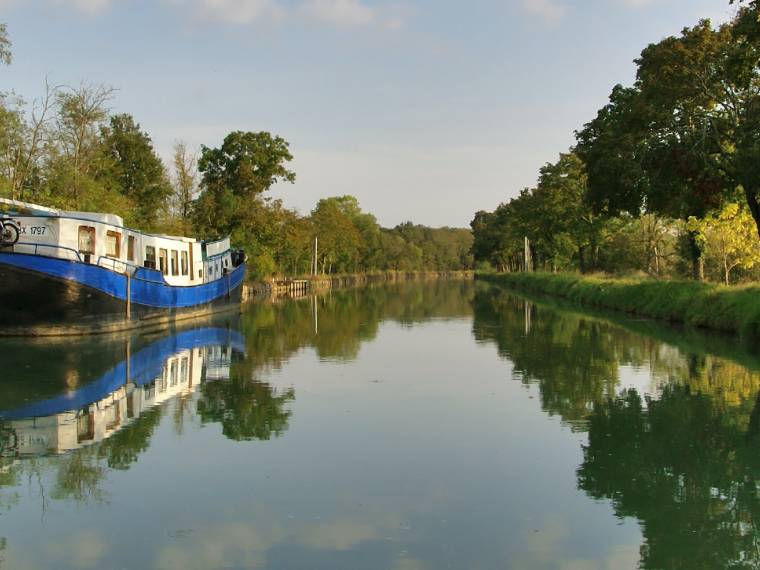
left=8, top=0, right=399, bottom=30
left=166, top=0, right=398, bottom=29
left=299, top=0, right=375, bottom=27
left=522, top=0, right=677, bottom=25
left=620, top=0, right=651, bottom=6
left=50, top=0, right=111, bottom=15
left=183, top=0, right=283, bottom=25
left=522, top=0, right=565, bottom=24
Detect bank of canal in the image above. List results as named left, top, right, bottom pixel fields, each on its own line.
left=0, top=280, right=757, bottom=569
left=479, top=271, right=760, bottom=337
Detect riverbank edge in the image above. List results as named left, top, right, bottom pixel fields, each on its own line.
left=244, top=270, right=474, bottom=300
left=477, top=272, right=760, bottom=338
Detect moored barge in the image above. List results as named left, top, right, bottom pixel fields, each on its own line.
left=0, top=199, right=246, bottom=336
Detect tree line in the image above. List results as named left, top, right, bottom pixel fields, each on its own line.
left=0, top=25, right=473, bottom=279
left=472, top=1, right=760, bottom=285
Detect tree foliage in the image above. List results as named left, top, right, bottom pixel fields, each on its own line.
left=688, top=203, right=760, bottom=284
left=100, top=113, right=171, bottom=229
left=0, top=23, right=11, bottom=66
left=475, top=7, right=760, bottom=284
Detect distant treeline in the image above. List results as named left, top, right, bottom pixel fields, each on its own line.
left=0, top=24, right=472, bottom=278
left=472, top=1, right=760, bottom=285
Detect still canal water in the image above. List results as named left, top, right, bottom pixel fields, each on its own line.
left=1, top=280, right=759, bottom=569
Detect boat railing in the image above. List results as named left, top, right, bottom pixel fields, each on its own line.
left=95, top=257, right=166, bottom=283
left=9, top=242, right=83, bottom=262
left=96, top=256, right=133, bottom=275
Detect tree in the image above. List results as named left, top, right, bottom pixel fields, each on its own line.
left=469, top=153, right=603, bottom=273
left=50, top=82, right=115, bottom=208
left=100, top=113, right=171, bottom=229
left=578, top=17, right=760, bottom=267
left=575, top=85, right=651, bottom=218
left=170, top=141, right=197, bottom=232
left=0, top=23, right=11, bottom=66
left=531, top=152, right=606, bottom=271
left=576, top=20, right=752, bottom=279
left=193, top=131, right=295, bottom=246
left=0, top=82, right=57, bottom=201
left=688, top=203, right=760, bottom=284
left=277, top=211, right=312, bottom=276
left=197, top=130, right=295, bottom=202
left=311, top=197, right=363, bottom=273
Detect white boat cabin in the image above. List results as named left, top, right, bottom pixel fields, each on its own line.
left=0, top=199, right=234, bottom=286
left=5, top=343, right=232, bottom=456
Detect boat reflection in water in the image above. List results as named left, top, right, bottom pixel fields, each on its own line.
left=0, top=327, right=245, bottom=458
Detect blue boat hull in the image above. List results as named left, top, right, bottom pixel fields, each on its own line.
left=0, top=253, right=246, bottom=335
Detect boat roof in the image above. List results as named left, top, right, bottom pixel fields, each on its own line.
left=0, top=198, right=218, bottom=244
left=0, top=197, right=125, bottom=227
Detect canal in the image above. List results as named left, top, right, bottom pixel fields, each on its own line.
left=1, top=279, right=759, bottom=569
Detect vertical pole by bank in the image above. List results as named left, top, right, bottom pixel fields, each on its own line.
left=313, top=237, right=318, bottom=276
left=125, top=273, right=131, bottom=320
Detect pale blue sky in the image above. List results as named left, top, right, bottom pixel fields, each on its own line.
left=1, top=0, right=733, bottom=226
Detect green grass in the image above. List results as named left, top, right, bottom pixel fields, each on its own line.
left=477, top=272, right=760, bottom=338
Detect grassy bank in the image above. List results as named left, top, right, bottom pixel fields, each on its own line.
left=477, top=272, right=760, bottom=338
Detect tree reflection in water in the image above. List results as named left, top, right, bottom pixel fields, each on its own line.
left=474, top=284, right=760, bottom=569
left=195, top=280, right=476, bottom=440
left=581, top=386, right=760, bottom=570
left=0, top=280, right=477, bottom=512
left=197, top=377, right=295, bottom=442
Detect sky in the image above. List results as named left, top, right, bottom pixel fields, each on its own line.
left=0, top=0, right=735, bottom=227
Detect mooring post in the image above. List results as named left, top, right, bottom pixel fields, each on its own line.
left=125, top=272, right=131, bottom=320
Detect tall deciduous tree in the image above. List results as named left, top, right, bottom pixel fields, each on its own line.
left=575, top=22, right=746, bottom=278
left=100, top=113, right=171, bottom=229
left=50, top=82, right=114, bottom=208
left=193, top=131, right=295, bottom=239
left=0, top=82, right=57, bottom=201
left=688, top=203, right=760, bottom=284
left=579, top=17, right=760, bottom=247
left=311, top=197, right=363, bottom=274
left=170, top=140, right=197, bottom=231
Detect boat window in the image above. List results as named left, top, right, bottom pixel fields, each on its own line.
left=127, top=236, right=135, bottom=262
left=145, top=246, right=156, bottom=269
left=77, top=226, right=95, bottom=255
left=171, top=250, right=179, bottom=276
left=106, top=231, right=121, bottom=258
left=159, top=249, right=168, bottom=275
left=77, top=413, right=95, bottom=443
left=181, top=251, right=189, bottom=276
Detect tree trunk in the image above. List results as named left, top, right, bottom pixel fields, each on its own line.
left=744, top=184, right=760, bottom=240
left=653, top=245, right=660, bottom=275
left=747, top=391, right=760, bottom=440
left=686, top=231, right=704, bottom=281
left=724, top=256, right=730, bottom=286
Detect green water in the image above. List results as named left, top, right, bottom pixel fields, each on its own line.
left=1, top=280, right=759, bottom=569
